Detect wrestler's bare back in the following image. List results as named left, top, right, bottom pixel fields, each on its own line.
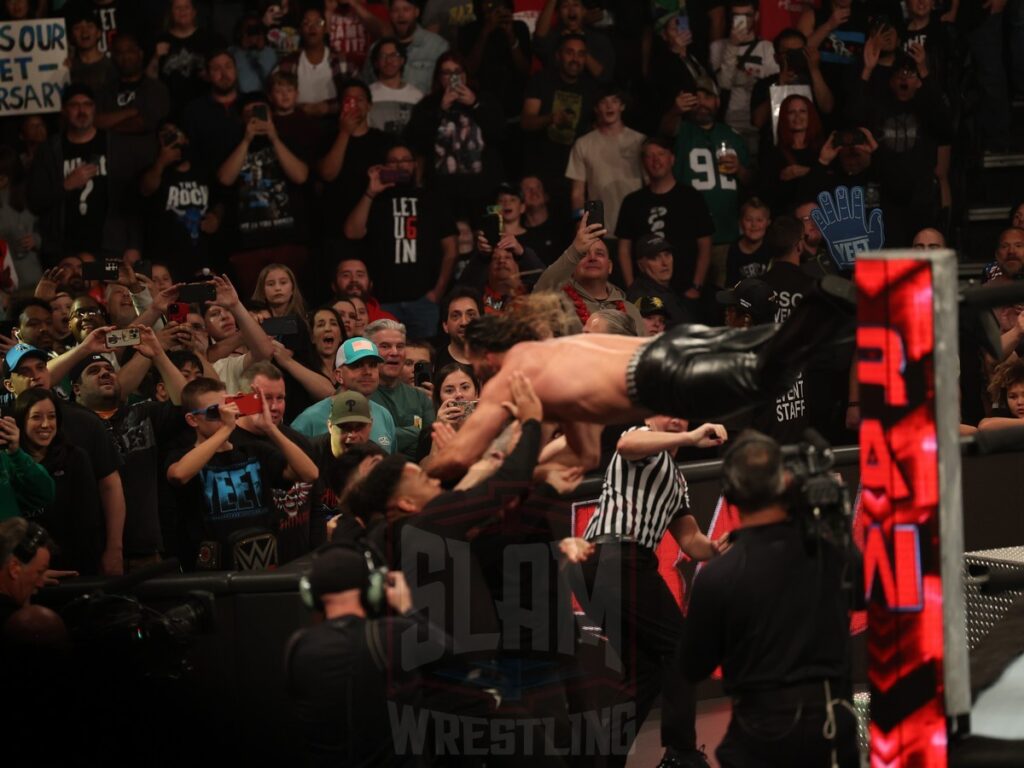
left=489, top=333, right=652, bottom=423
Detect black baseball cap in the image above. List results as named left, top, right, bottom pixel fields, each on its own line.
left=635, top=296, right=670, bottom=318
left=69, top=353, right=112, bottom=383
left=635, top=233, right=673, bottom=261
left=63, top=82, right=95, bottom=103
left=716, top=279, right=776, bottom=324
left=307, top=546, right=370, bottom=599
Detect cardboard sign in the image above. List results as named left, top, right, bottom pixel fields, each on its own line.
left=0, top=18, right=69, bottom=115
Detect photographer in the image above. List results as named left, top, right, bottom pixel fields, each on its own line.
left=682, top=431, right=860, bottom=767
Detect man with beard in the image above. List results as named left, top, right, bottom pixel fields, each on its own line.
left=12, top=300, right=57, bottom=355
left=182, top=50, right=244, bottom=174
left=72, top=326, right=188, bottom=571
left=522, top=34, right=597, bottom=196
left=344, top=144, right=458, bottom=340
left=361, top=0, right=449, bottom=95
left=533, top=0, right=615, bottom=81
left=332, top=257, right=398, bottom=323
left=2, top=344, right=126, bottom=575
left=96, top=32, right=170, bottom=138
left=983, top=227, right=1024, bottom=282
left=435, top=287, right=482, bottom=369
left=673, top=78, right=752, bottom=289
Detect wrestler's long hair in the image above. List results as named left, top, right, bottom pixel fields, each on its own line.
left=465, top=291, right=582, bottom=353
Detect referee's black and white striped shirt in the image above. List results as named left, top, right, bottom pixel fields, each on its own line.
left=584, top=427, right=691, bottom=549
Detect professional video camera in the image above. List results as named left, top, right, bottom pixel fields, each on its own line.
left=60, top=561, right=215, bottom=681
left=780, top=429, right=853, bottom=550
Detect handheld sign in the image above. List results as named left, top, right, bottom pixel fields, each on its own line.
left=0, top=18, right=69, bottom=116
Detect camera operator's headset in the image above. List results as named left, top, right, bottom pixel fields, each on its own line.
left=297, top=543, right=388, bottom=618
left=287, top=545, right=391, bottom=698
left=13, top=522, right=47, bottom=564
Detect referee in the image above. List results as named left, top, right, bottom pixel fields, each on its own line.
left=572, top=417, right=728, bottom=768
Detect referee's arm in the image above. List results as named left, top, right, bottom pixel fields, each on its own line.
left=617, top=423, right=727, bottom=461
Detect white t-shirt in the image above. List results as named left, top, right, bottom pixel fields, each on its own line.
left=297, top=50, right=338, bottom=104
left=369, top=81, right=424, bottom=134
left=213, top=354, right=247, bottom=394
left=565, top=126, right=646, bottom=234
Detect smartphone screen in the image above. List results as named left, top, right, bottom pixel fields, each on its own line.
left=177, top=283, right=217, bottom=303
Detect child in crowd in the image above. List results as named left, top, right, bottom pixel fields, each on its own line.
left=165, top=377, right=318, bottom=569
left=725, top=196, right=771, bottom=285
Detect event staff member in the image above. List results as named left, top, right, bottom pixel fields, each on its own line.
left=682, top=431, right=860, bottom=767
left=576, top=417, right=728, bottom=768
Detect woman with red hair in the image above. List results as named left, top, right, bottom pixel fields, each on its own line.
left=760, top=94, right=824, bottom=214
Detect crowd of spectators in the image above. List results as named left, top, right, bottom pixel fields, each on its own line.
left=0, top=0, right=1021, bottom=577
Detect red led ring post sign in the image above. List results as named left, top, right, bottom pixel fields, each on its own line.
left=856, top=249, right=970, bottom=765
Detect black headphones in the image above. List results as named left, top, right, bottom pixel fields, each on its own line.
left=298, top=544, right=389, bottom=617
left=13, top=522, right=47, bottom=564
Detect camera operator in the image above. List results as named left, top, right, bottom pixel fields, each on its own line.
left=285, top=544, right=448, bottom=767
left=682, top=431, right=860, bottom=767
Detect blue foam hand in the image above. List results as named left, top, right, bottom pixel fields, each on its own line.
left=811, top=185, right=885, bottom=272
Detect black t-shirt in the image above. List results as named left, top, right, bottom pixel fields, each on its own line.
left=98, top=399, right=186, bottom=556
left=64, top=0, right=146, bottom=54
left=616, top=183, right=715, bottom=289
left=231, top=425, right=325, bottom=565
left=164, top=439, right=290, bottom=570
left=457, top=19, right=532, bottom=118
left=21, top=443, right=103, bottom=575
left=157, top=28, right=221, bottom=117
left=726, top=239, right=770, bottom=285
left=145, top=161, right=213, bottom=275
left=57, top=400, right=122, bottom=480
left=520, top=216, right=571, bottom=266
left=231, top=126, right=310, bottom=250
left=683, top=520, right=859, bottom=692
left=323, top=128, right=392, bottom=239
left=286, top=612, right=448, bottom=766
left=363, top=185, right=458, bottom=302
left=62, top=132, right=109, bottom=253
left=523, top=70, right=597, bottom=178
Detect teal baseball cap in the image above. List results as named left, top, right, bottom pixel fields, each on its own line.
left=336, top=337, right=382, bottom=368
